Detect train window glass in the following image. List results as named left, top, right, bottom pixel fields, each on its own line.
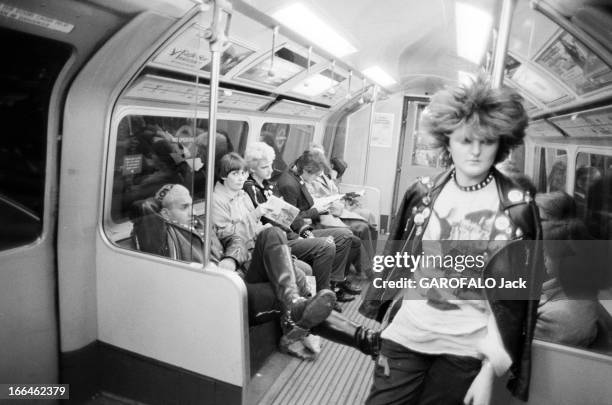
left=0, top=29, right=71, bottom=251
left=534, top=147, right=567, bottom=193
left=575, top=152, right=612, bottom=239
left=107, top=114, right=247, bottom=263
left=536, top=151, right=612, bottom=353
left=260, top=122, right=314, bottom=179
left=412, top=104, right=445, bottom=168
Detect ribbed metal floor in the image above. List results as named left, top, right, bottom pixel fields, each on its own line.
left=256, top=285, right=378, bottom=405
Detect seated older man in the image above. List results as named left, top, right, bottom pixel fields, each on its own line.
left=131, top=183, right=336, bottom=358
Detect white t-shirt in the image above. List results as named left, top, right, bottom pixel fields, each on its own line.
left=382, top=179, right=512, bottom=374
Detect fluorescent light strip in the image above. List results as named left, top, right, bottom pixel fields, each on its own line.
left=455, top=2, right=492, bottom=64
left=273, top=3, right=357, bottom=58
left=292, top=74, right=338, bottom=97
left=362, top=66, right=396, bottom=87
left=457, top=70, right=475, bottom=85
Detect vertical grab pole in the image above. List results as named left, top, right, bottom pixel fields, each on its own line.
left=363, top=85, right=378, bottom=185
left=490, top=0, right=517, bottom=88
left=202, top=0, right=231, bottom=265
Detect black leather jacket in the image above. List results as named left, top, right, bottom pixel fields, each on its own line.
left=359, top=168, right=543, bottom=401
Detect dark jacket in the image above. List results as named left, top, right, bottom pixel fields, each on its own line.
left=243, top=175, right=298, bottom=239
left=131, top=198, right=249, bottom=267
left=360, top=168, right=543, bottom=401
left=275, top=170, right=320, bottom=234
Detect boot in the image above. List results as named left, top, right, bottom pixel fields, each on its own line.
left=263, top=241, right=335, bottom=341
left=311, top=310, right=381, bottom=358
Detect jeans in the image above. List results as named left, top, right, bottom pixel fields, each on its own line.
left=366, top=339, right=482, bottom=405
left=288, top=237, right=335, bottom=291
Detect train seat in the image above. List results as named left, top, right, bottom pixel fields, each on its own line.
left=127, top=198, right=282, bottom=373
left=589, top=302, right=612, bottom=354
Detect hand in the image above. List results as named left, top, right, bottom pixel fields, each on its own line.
left=255, top=201, right=272, bottom=218
left=329, top=201, right=344, bottom=216
left=314, top=202, right=331, bottom=213
left=218, top=258, right=237, bottom=272
left=463, top=361, right=494, bottom=405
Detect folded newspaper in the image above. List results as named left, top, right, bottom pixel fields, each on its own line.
left=313, top=190, right=365, bottom=208
left=263, top=195, right=300, bottom=229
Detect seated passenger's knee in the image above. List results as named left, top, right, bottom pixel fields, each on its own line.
left=259, top=226, right=287, bottom=244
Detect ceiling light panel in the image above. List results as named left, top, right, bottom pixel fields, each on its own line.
left=455, top=2, right=493, bottom=64
left=362, top=66, right=396, bottom=87
left=273, top=3, right=357, bottom=57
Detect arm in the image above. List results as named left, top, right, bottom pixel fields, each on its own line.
left=463, top=360, right=495, bottom=405
left=211, top=193, right=265, bottom=241
left=277, top=180, right=319, bottom=234
left=214, top=230, right=249, bottom=268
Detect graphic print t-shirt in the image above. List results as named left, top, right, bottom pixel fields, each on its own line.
left=382, top=179, right=501, bottom=359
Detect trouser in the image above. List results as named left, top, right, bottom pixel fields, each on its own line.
left=245, top=227, right=299, bottom=312
left=288, top=237, right=335, bottom=292
left=311, top=227, right=353, bottom=285
left=366, top=339, right=482, bottom=405
left=343, top=219, right=376, bottom=277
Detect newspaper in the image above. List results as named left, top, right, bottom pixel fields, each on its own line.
left=262, top=195, right=300, bottom=229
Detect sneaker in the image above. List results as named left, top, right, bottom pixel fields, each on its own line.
left=302, top=334, right=322, bottom=355
left=279, top=336, right=316, bottom=361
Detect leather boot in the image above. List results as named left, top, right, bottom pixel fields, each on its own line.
left=311, top=310, right=381, bottom=357
left=263, top=241, right=335, bottom=340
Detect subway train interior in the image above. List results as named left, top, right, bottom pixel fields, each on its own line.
left=2, top=0, right=612, bottom=403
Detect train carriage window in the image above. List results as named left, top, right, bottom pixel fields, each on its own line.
left=0, top=29, right=71, bottom=251
left=576, top=152, right=612, bottom=239
left=534, top=146, right=567, bottom=193
left=535, top=150, right=612, bottom=354
left=260, top=122, right=314, bottom=180
left=106, top=114, right=247, bottom=263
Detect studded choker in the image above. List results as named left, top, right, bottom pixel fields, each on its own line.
left=451, top=169, right=494, bottom=192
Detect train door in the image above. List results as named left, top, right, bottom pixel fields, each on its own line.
left=0, top=27, right=72, bottom=384
left=391, top=98, right=435, bottom=222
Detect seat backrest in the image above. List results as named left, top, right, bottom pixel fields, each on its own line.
left=129, top=198, right=167, bottom=255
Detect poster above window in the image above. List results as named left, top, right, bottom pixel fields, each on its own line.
left=201, top=40, right=256, bottom=76
left=535, top=30, right=612, bottom=96
left=152, top=23, right=255, bottom=76
left=510, top=64, right=570, bottom=105
left=153, top=24, right=210, bottom=71
left=237, top=47, right=313, bottom=87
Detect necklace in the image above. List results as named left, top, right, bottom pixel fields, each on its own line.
left=452, top=169, right=493, bottom=192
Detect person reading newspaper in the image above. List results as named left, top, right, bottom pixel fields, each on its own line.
left=243, top=145, right=360, bottom=305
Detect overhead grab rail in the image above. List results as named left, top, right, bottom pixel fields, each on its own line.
left=230, top=0, right=373, bottom=98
